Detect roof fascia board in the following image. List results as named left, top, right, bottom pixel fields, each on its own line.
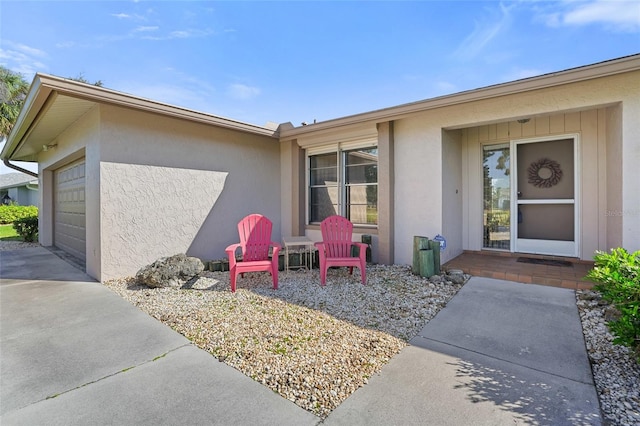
left=0, top=75, right=53, bottom=158
left=280, top=54, right=640, bottom=139
left=36, top=74, right=277, bottom=138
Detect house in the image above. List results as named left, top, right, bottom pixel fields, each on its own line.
left=0, top=172, right=38, bottom=207
left=2, top=54, right=639, bottom=283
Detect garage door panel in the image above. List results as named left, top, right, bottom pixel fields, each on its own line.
left=54, top=159, right=86, bottom=262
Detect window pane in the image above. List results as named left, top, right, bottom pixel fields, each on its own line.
left=346, top=148, right=377, bottom=166
left=310, top=167, right=338, bottom=186
left=346, top=164, right=377, bottom=184
left=310, top=153, right=337, bottom=169
left=483, top=145, right=510, bottom=250
left=346, top=148, right=378, bottom=185
left=346, top=184, right=377, bottom=225
left=310, top=187, right=338, bottom=223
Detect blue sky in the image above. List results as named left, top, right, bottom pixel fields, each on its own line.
left=1, top=0, right=639, bottom=173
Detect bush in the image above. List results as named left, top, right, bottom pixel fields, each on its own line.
left=0, top=205, right=38, bottom=224
left=587, top=248, right=640, bottom=362
left=12, top=216, right=38, bottom=242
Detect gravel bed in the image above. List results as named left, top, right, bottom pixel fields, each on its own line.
left=0, top=240, right=40, bottom=251
left=105, top=265, right=466, bottom=418
left=576, top=290, right=640, bottom=425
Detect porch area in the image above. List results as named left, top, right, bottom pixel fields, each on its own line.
left=442, top=250, right=595, bottom=290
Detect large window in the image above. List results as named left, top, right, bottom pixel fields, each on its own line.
left=309, top=147, right=378, bottom=226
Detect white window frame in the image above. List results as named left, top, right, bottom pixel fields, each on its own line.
left=307, top=140, right=377, bottom=227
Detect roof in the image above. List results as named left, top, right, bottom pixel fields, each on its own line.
left=279, top=53, right=640, bottom=139
left=0, top=172, right=38, bottom=190
left=1, top=74, right=279, bottom=163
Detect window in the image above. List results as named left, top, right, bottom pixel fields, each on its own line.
left=309, top=147, right=378, bottom=226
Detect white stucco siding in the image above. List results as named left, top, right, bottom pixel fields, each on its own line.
left=98, top=105, right=281, bottom=281
left=393, top=117, right=443, bottom=266
left=100, top=163, right=228, bottom=280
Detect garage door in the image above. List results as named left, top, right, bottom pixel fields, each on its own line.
left=54, top=159, right=86, bottom=262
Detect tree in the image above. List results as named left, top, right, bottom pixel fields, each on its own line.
left=0, top=67, right=29, bottom=139
left=1, top=68, right=104, bottom=140
left=70, top=73, right=103, bottom=87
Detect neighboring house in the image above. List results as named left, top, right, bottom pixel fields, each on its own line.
left=1, top=54, right=639, bottom=282
left=0, top=172, right=38, bottom=207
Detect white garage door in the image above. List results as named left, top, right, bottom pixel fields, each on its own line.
left=54, top=159, right=86, bottom=262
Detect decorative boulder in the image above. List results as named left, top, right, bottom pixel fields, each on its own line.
left=136, top=253, right=205, bottom=288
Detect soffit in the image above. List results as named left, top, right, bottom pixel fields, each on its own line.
left=12, top=94, right=97, bottom=162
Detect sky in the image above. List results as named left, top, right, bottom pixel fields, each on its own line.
left=1, top=0, right=639, bottom=174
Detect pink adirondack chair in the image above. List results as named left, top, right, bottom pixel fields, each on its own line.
left=225, top=214, right=281, bottom=293
left=315, top=215, right=367, bottom=286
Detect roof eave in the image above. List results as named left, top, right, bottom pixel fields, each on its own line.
left=2, top=74, right=279, bottom=162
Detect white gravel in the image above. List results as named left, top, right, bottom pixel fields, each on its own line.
left=576, top=290, right=640, bottom=425
left=105, top=265, right=466, bottom=418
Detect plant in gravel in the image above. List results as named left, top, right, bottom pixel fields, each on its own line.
left=587, top=248, right=640, bottom=362
left=12, top=215, right=38, bottom=242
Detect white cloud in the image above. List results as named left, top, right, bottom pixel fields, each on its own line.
left=452, top=2, right=515, bottom=60
left=0, top=41, right=48, bottom=77
left=227, top=83, right=261, bottom=100
left=543, top=0, right=640, bottom=33
left=134, top=26, right=159, bottom=33
left=141, top=28, right=214, bottom=41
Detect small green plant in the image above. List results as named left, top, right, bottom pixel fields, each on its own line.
left=587, top=248, right=640, bottom=362
left=12, top=216, right=38, bottom=242
left=0, top=204, right=38, bottom=224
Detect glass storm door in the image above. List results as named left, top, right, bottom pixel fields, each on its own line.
left=483, top=144, right=511, bottom=250
left=513, top=137, right=578, bottom=257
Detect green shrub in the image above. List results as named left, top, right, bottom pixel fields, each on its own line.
left=587, top=248, right=640, bottom=362
left=0, top=205, right=38, bottom=224
left=12, top=216, right=38, bottom=242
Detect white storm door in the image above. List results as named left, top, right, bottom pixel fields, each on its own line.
left=513, top=136, right=579, bottom=257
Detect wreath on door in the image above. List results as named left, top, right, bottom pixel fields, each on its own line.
left=528, top=158, right=562, bottom=188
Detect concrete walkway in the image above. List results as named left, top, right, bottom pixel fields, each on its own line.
left=1, top=247, right=602, bottom=425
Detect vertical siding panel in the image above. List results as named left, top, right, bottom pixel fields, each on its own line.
left=522, top=120, right=535, bottom=137
left=488, top=123, right=497, bottom=142
left=535, top=116, right=550, bottom=136
left=497, top=122, right=509, bottom=140
left=580, top=109, right=599, bottom=258
left=467, top=126, right=479, bottom=145
left=478, top=125, right=489, bottom=142
left=565, top=112, right=581, bottom=132
left=550, top=114, right=565, bottom=134
left=509, top=122, right=522, bottom=139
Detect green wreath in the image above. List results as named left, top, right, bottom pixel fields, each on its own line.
left=528, top=158, right=562, bottom=188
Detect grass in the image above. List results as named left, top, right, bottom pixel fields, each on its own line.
left=0, top=224, right=22, bottom=241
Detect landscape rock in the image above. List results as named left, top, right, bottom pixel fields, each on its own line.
left=136, top=253, right=204, bottom=288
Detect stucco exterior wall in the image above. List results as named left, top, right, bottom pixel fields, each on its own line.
left=98, top=105, right=281, bottom=281
left=286, top=70, right=639, bottom=267
left=441, top=129, right=463, bottom=263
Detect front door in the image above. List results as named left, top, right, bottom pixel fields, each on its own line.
left=513, top=136, right=578, bottom=257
